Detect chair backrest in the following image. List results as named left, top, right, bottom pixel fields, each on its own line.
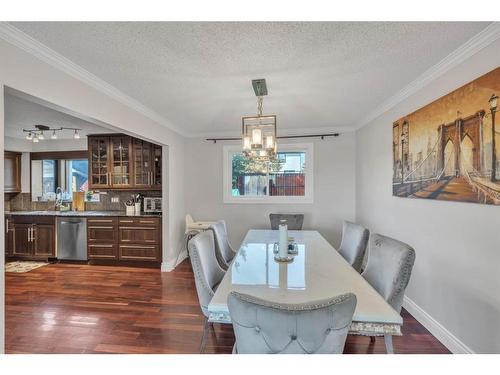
left=228, top=292, right=357, bottom=354
left=185, top=214, right=195, bottom=234
left=269, top=214, right=304, bottom=230
left=209, top=220, right=235, bottom=270
left=361, top=233, right=416, bottom=313
left=188, top=230, right=226, bottom=317
left=338, top=221, right=369, bottom=273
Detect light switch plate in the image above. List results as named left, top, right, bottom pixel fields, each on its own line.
left=111, top=196, right=120, bottom=203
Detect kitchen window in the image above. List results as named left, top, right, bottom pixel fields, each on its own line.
left=31, top=157, right=88, bottom=201
left=223, top=143, right=313, bottom=204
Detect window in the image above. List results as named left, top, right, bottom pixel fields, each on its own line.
left=32, top=159, right=89, bottom=201
left=223, top=143, right=313, bottom=203
left=42, top=160, right=57, bottom=196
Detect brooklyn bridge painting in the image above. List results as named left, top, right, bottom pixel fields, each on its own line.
left=393, top=67, right=500, bottom=205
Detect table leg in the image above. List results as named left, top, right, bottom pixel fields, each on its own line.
left=384, top=335, right=394, bottom=354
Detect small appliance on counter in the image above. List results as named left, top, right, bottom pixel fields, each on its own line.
left=144, top=197, right=162, bottom=214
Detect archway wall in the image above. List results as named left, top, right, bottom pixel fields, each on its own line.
left=0, top=37, right=188, bottom=279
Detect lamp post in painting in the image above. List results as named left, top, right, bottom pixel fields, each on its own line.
left=490, top=94, right=498, bottom=182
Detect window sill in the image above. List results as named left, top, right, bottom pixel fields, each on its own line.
left=223, top=197, right=313, bottom=204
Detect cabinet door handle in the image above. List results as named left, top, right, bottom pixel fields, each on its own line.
left=89, top=244, right=114, bottom=248
left=88, top=219, right=114, bottom=223
left=27, top=227, right=30, bottom=242
left=6, top=219, right=9, bottom=234
left=120, top=226, right=156, bottom=230
left=88, top=226, right=114, bottom=229
left=120, top=245, right=156, bottom=249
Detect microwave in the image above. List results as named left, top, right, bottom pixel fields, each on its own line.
left=143, top=197, right=162, bottom=213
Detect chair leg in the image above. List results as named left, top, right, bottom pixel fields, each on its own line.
left=370, top=336, right=376, bottom=343
left=384, top=335, right=394, bottom=354
left=200, top=317, right=211, bottom=354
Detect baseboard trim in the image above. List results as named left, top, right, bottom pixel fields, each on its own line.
left=161, top=249, right=188, bottom=272
left=403, top=296, right=474, bottom=354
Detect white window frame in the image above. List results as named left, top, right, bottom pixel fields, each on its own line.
left=223, top=143, right=314, bottom=204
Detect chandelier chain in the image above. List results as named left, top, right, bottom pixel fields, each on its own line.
left=257, top=96, right=263, bottom=117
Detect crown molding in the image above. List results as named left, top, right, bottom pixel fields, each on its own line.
left=189, top=125, right=354, bottom=139
left=354, top=22, right=500, bottom=130
left=0, top=22, right=189, bottom=137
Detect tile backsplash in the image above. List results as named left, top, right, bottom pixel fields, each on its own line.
left=5, top=190, right=161, bottom=212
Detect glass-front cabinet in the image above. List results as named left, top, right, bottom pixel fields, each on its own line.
left=111, top=136, right=131, bottom=187
left=152, top=144, right=162, bottom=188
left=89, top=136, right=110, bottom=188
left=88, top=134, right=161, bottom=190
left=133, top=138, right=153, bottom=187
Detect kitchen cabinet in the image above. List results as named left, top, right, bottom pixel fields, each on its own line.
left=88, top=216, right=161, bottom=263
left=4, top=151, right=22, bottom=193
left=87, top=218, right=118, bottom=260
left=5, top=218, right=13, bottom=257
left=110, top=136, right=132, bottom=187
left=33, top=224, right=56, bottom=257
left=88, top=134, right=161, bottom=190
left=133, top=138, right=153, bottom=188
left=151, top=144, right=162, bottom=188
left=89, top=136, right=110, bottom=188
left=118, top=217, right=161, bottom=262
left=10, top=216, right=56, bottom=259
left=12, top=223, right=31, bottom=256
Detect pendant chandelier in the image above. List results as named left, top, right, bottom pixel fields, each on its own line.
left=242, top=79, right=277, bottom=161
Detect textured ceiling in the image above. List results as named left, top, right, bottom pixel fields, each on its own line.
left=4, top=93, right=111, bottom=139
left=10, top=22, right=490, bottom=136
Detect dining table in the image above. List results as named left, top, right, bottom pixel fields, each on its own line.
left=207, top=229, right=403, bottom=353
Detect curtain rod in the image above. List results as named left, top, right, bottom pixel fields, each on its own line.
left=206, top=133, right=340, bottom=143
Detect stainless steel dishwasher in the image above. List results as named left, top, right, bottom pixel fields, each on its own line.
left=57, top=217, right=87, bottom=260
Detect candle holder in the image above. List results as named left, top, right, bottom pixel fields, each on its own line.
left=274, top=254, right=294, bottom=263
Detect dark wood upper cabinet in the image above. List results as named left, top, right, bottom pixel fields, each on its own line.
left=110, top=136, right=132, bottom=187
left=133, top=138, right=153, bottom=188
left=4, top=151, right=22, bottom=193
left=152, top=144, right=162, bottom=188
left=88, top=135, right=161, bottom=190
left=89, top=136, right=110, bottom=188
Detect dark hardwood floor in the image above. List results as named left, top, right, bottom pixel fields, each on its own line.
left=5, top=260, right=450, bottom=354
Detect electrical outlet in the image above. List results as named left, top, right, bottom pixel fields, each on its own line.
left=111, top=196, right=120, bottom=203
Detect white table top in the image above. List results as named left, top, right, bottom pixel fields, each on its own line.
left=208, top=229, right=403, bottom=327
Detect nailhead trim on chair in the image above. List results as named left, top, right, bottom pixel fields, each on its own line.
left=230, top=291, right=354, bottom=311
left=188, top=242, right=215, bottom=315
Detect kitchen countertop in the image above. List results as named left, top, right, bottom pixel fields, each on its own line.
left=5, top=210, right=162, bottom=218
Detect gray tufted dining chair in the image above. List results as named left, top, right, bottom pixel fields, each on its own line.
left=269, top=214, right=304, bottom=230
left=338, top=221, right=369, bottom=273
left=209, top=220, right=236, bottom=270
left=188, top=230, right=226, bottom=353
left=227, top=291, right=357, bottom=354
left=361, top=233, right=415, bottom=314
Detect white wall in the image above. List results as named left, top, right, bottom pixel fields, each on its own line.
left=355, top=39, right=500, bottom=353
left=185, top=134, right=356, bottom=248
